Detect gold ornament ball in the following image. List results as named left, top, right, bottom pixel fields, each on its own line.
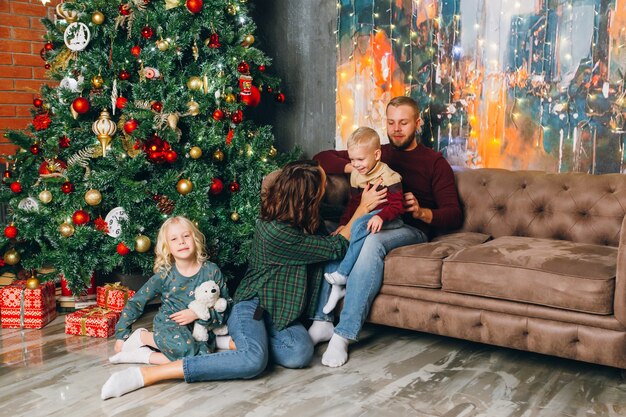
left=156, top=39, right=170, bottom=51
left=187, top=76, right=203, bottom=91
left=187, top=100, right=200, bottom=116
left=39, top=190, right=52, bottom=204
left=189, top=146, right=203, bottom=159
left=59, top=222, right=75, bottom=238
left=212, top=149, right=224, bottom=162
left=92, top=75, right=104, bottom=88
left=26, top=276, right=40, bottom=290
left=242, top=34, right=255, bottom=46
left=3, top=249, right=20, bottom=266
left=91, top=11, right=105, bottom=25
left=176, top=179, right=193, bottom=195
left=230, top=212, right=241, bottom=222
left=225, top=93, right=236, bottom=104
left=84, top=189, right=102, bottom=206
left=268, top=146, right=278, bottom=157
left=135, top=235, right=151, bottom=253
left=227, top=3, right=237, bottom=15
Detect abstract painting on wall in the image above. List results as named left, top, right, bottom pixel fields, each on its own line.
left=336, top=0, right=626, bottom=173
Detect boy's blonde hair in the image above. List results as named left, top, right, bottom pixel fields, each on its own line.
left=153, top=216, right=208, bottom=275
left=347, top=127, right=381, bottom=150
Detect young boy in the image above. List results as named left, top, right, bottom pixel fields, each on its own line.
left=323, top=127, right=404, bottom=314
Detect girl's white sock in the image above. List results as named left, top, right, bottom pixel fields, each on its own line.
left=321, top=334, right=349, bottom=368
left=122, top=328, right=147, bottom=352
left=109, top=346, right=153, bottom=364
left=322, top=284, right=346, bottom=314
left=308, top=320, right=334, bottom=345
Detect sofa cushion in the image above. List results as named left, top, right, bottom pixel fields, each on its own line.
left=441, top=236, right=617, bottom=314
left=383, top=232, right=491, bottom=288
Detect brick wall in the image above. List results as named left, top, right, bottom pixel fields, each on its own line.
left=0, top=0, right=57, bottom=158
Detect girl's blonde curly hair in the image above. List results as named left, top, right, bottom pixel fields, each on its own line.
left=153, top=216, right=208, bottom=276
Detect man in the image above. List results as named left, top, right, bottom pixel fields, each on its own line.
left=309, top=96, right=462, bottom=367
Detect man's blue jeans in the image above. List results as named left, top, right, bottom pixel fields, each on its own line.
left=335, top=210, right=403, bottom=277
left=183, top=298, right=314, bottom=382
left=312, top=224, right=427, bottom=341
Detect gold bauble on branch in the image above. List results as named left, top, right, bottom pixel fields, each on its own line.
left=39, top=189, right=52, bottom=204
left=176, top=178, right=193, bottom=195
left=92, top=109, right=117, bottom=157
left=26, top=276, right=40, bottom=289
left=227, top=3, right=237, bottom=15
left=135, top=235, right=151, bottom=253
left=225, top=93, right=236, bottom=104
left=91, top=75, right=104, bottom=88
left=156, top=39, right=170, bottom=51
left=189, top=146, right=202, bottom=159
left=92, top=11, right=105, bottom=25
left=84, top=189, right=102, bottom=206
left=268, top=146, right=278, bottom=157
left=167, top=113, right=179, bottom=130
left=212, top=149, right=224, bottom=162
left=230, top=212, right=240, bottom=222
left=59, top=222, right=75, bottom=238
left=187, top=76, right=203, bottom=91
left=242, top=34, right=255, bottom=47
left=187, top=100, right=200, bottom=116
left=3, top=248, right=20, bottom=265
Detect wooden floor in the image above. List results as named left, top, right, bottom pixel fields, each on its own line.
left=1, top=306, right=626, bottom=417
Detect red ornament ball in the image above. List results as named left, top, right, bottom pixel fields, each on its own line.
left=229, top=181, right=240, bottom=193
left=116, top=97, right=128, bottom=109
left=59, top=135, right=71, bottom=148
left=151, top=101, right=163, bottom=112
left=30, top=143, right=41, bottom=155
left=44, top=63, right=51, bottom=70
left=119, top=4, right=131, bottom=15
left=212, top=109, right=225, bottom=121
left=61, top=181, right=74, bottom=194
left=164, top=150, right=178, bottom=163
left=258, top=64, right=266, bottom=72
left=130, top=45, right=141, bottom=57
left=33, top=98, right=43, bottom=108
left=267, top=86, right=273, bottom=93
left=209, top=178, right=224, bottom=195
left=72, top=209, right=90, bottom=225
left=4, top=225, right=18, bottom=239
left=116, top=242, right=131, bottom=256
left=186, top=0, right=203, bottom=13
left=123, top=119, right=139, bottom=134
left=3, top=170, right=12, bottom=179
left=230, top=110, right=243, bottom=124
left=72, top=97, right=90, bottom=114
left=241, top=86, right=261, bottom=107
left=141, top=26, right=154, bottom=39
left=44, top=42, right=54, bottom=51
left=119, top=70, right=131, bottom=81
left=275, top=92, right=286, bottom=103
left=237, top=61, right=250, bottom=74
left=10, top=182, right=22, bottom=193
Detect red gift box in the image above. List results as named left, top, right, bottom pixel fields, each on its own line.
left=0, top=280, right=57, bottom=329
left=96, top=283, right=135, bottom=312
left=64, top=306, right=120, bottom=338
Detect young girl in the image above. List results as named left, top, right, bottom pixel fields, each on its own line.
left=108, top=216, right=232, bottom=366
left=101, top=161, right=385, bottom=399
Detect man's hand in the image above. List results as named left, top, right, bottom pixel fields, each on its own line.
left=360, top=179, right=387, bottom=211
left=114, top=339, right=124, bottom=353
left=367, top=215, right=384, bottom=233
left=404, top=192, right=433, bottom=223
left=169, top=308, right=198, bottom=325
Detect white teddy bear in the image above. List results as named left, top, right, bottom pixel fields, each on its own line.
left=188, top=280, right=229, bottom=342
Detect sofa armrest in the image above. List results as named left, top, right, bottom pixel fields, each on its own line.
left=615, top=215, right=626, bottom=327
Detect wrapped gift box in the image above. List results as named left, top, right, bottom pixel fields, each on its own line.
left=96, top=283, right=135, bottom=312
left=0, top=280, right=57, bottom=329
left=65, top=306, right=120, bottom=338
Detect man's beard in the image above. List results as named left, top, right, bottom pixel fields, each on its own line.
left=388, top=133, right=417, bottom=151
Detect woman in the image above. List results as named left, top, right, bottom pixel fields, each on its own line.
left=101, top=160, right=385, bottom=399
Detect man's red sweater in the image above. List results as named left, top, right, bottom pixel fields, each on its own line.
left=314, top=143, right=462, bottom=238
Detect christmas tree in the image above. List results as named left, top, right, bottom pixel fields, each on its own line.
left=1, top=0, right=293, bottom=294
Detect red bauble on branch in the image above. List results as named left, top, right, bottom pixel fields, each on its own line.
left=275, top=92, right=286, bottom=103
left=72, top=209, right=90, bottom=225
left=4, top=225, right=18, bottom=239
left=116, top=242, right=131, bottom=256
left=123, top=119, right=139, bottom=134
left=61, top=181, right=74, bottom=194
left=229, top=181, right=240, bottom=193
left=141, top=26, right=154, bottom=39
left=116, top=97, right=128, bottom=109
left=186, top=0, right=203, bottom=13
left=209, top=178, right=224, bottom=195
left=30, top=143, right=41, bottom=155
left=130, top=45, right=141, bottom=57
left=33, top=98, right=43, bottom=108
left=231, top=109, right=243, bottom=124
left=258, top=64, right=266, bottom=72
left=164, top=150, right=178, bottom=163
left=44, top=42, right=54, bottom=51
left=119, top=70, right=131, bottom=81
left=237, top=61, right=250, bottom=74
left=9, top=182, right=22, bottom=193
left=151, top=101, right=163, bottom=112
left=212, top=109, right=224, bottom=121
left=119, top=4, right=131, bottom=15
left=72, top=97, right=90, bottom=114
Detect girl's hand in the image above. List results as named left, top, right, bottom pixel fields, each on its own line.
left=360, top=179, right=387, bottom=212
left=114, top=339, right=124, bottom=353
left=169, top=308, right=198, bottom=325
left=367, top=215, right=384, bottom=233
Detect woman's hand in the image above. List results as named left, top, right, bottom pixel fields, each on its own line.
left=331, top=225, right=345, bottom=236
left=359, top=179, right=387, bottom=212
left=114, top=339, right=124, bottom=353
left=169, top=308, right=198, bottom=325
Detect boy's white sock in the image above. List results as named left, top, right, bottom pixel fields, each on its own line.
left=308, top=320, right=334, bottom=345
left=101, top=367, right=145, bottom=400
left=324, top=271, right=347, bottom=286
left=122, top=328, right=147, bottom=352
left=109, top=346, right=153, bottom=364
left=215, top=335, right=233, bottom=350
left=322, top=284, right=346, bottom=314
left=321, top=334, right=349, bottom=368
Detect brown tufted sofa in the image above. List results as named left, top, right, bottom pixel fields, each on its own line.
left=320, top=168, right=626, bottom=370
